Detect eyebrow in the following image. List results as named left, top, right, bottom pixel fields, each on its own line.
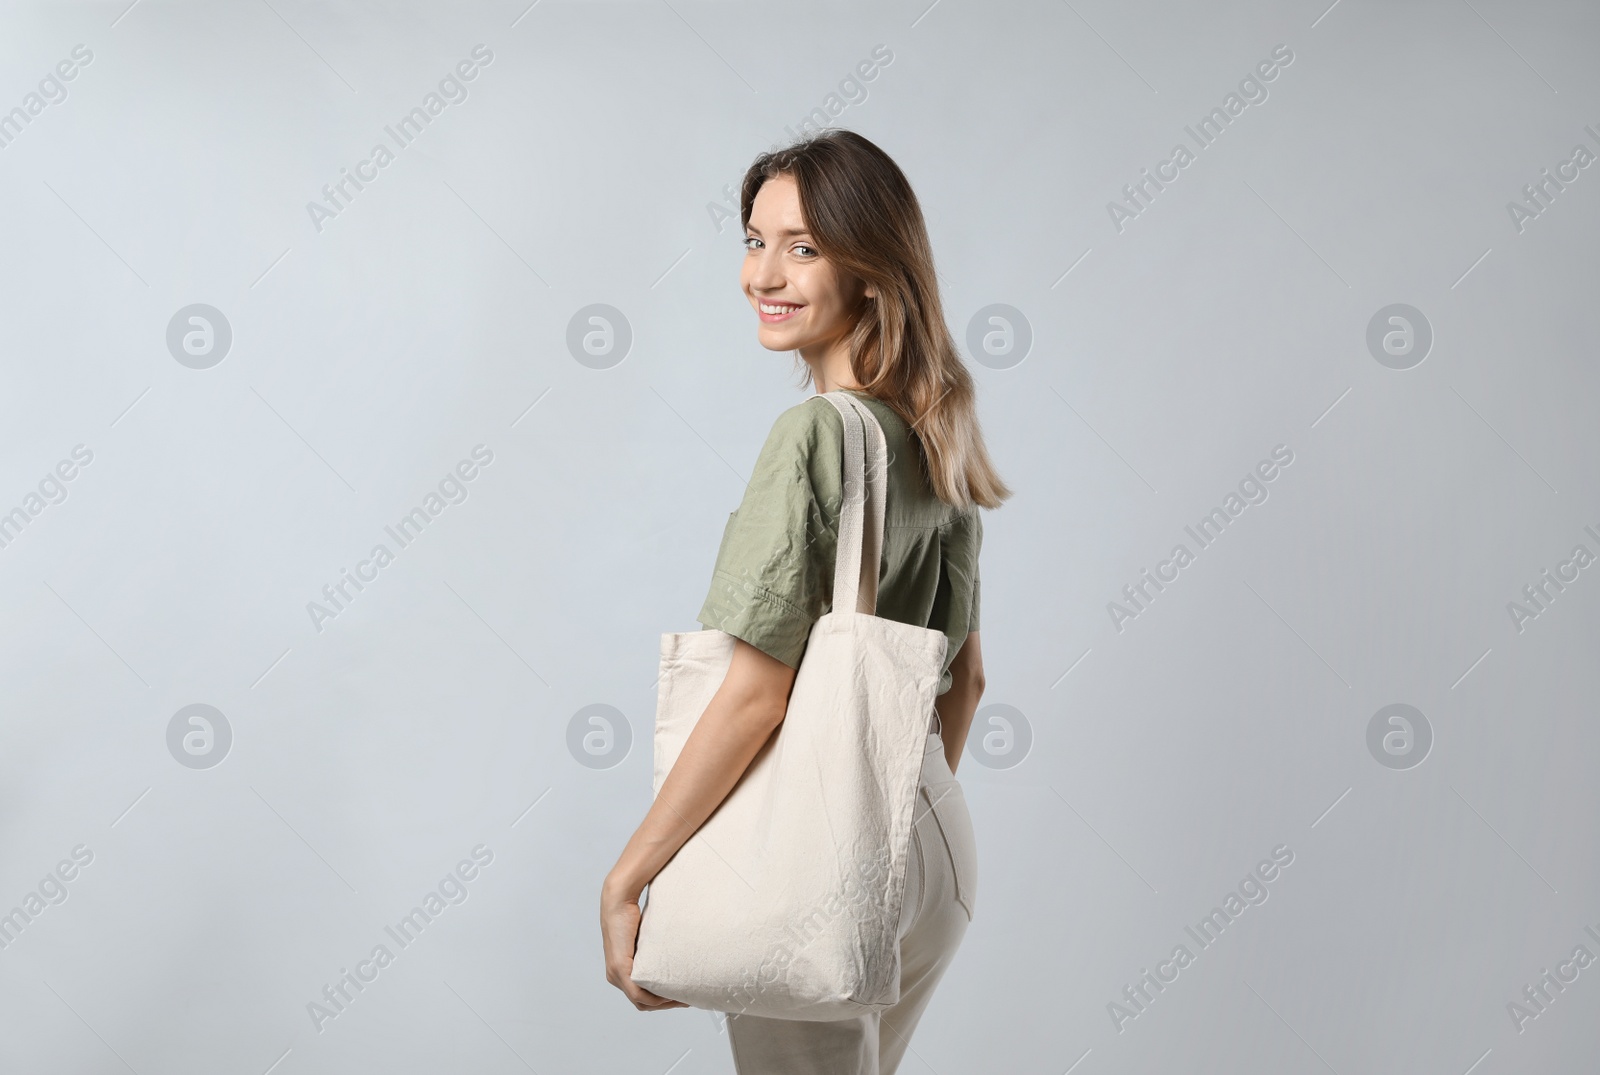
left=745, top=225, right=812, bottom=238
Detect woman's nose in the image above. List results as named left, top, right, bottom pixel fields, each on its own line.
left=749, top=252, right=784, bottom=291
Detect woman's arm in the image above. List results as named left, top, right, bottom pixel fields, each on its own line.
left=601, top=638, right=797, bottom=1009
left=934, top=630, right=985, bottom=775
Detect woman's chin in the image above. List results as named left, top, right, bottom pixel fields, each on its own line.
left=755, top=327, right=802, bottom=350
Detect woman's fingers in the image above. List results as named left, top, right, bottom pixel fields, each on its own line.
left=602, top=887, right=689, bottom=1010
left=606, top=956, right=688, bottom=1010
left=627, top=982, right=689, bottom=1010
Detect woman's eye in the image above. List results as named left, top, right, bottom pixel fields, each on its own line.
left=743, top=236, right=762, bottom=250
left=793, top=244, right=817, bottom=257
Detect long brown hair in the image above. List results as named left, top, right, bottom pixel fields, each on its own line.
left=740, top=129, right=1012, bottom=511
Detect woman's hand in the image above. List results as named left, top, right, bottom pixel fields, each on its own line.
left=601, top=873, right=688, bottom=1011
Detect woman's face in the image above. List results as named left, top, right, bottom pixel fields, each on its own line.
left=741, top=174, right=873, bottom=356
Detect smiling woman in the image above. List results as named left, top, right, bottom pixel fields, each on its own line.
left=602, top=129, right=1008, bottom=1075
left=741, top=175, right=874, bottom=370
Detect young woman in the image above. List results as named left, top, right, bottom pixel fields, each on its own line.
left=601, top=128, right=1010, bottom=1073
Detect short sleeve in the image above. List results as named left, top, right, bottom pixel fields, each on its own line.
left=696, top=398, right=843, bottom=668
left=969, top=511, right=983, bottom=632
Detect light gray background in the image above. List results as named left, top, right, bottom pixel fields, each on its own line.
left=2, top=0, right=1597, bottom=1072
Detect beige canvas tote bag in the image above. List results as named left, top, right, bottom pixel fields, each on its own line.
left=630, top=390, right=949, bottom=1021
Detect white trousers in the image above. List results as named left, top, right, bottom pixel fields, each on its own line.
left=726, top=731, right=977, bottom=1074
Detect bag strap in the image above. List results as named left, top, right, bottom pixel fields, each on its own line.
left=819, top=391, right=889, bottom=616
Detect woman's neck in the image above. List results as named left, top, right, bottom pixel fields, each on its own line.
left=802, top=340, right=863, bottom=394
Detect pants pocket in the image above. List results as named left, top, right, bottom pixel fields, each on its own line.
left=921, top=779, right=976, bottom=921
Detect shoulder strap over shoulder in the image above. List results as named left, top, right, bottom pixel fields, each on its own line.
left=818, top=391, right=888, bottom=616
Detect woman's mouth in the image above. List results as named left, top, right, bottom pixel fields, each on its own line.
left=758, top=301, right=805, bottom=323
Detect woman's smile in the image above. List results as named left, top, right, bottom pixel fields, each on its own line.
left=758, top=300, right=806, bottom=323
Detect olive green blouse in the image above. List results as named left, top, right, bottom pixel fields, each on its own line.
left=697, top=389, right=982, bottom=695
